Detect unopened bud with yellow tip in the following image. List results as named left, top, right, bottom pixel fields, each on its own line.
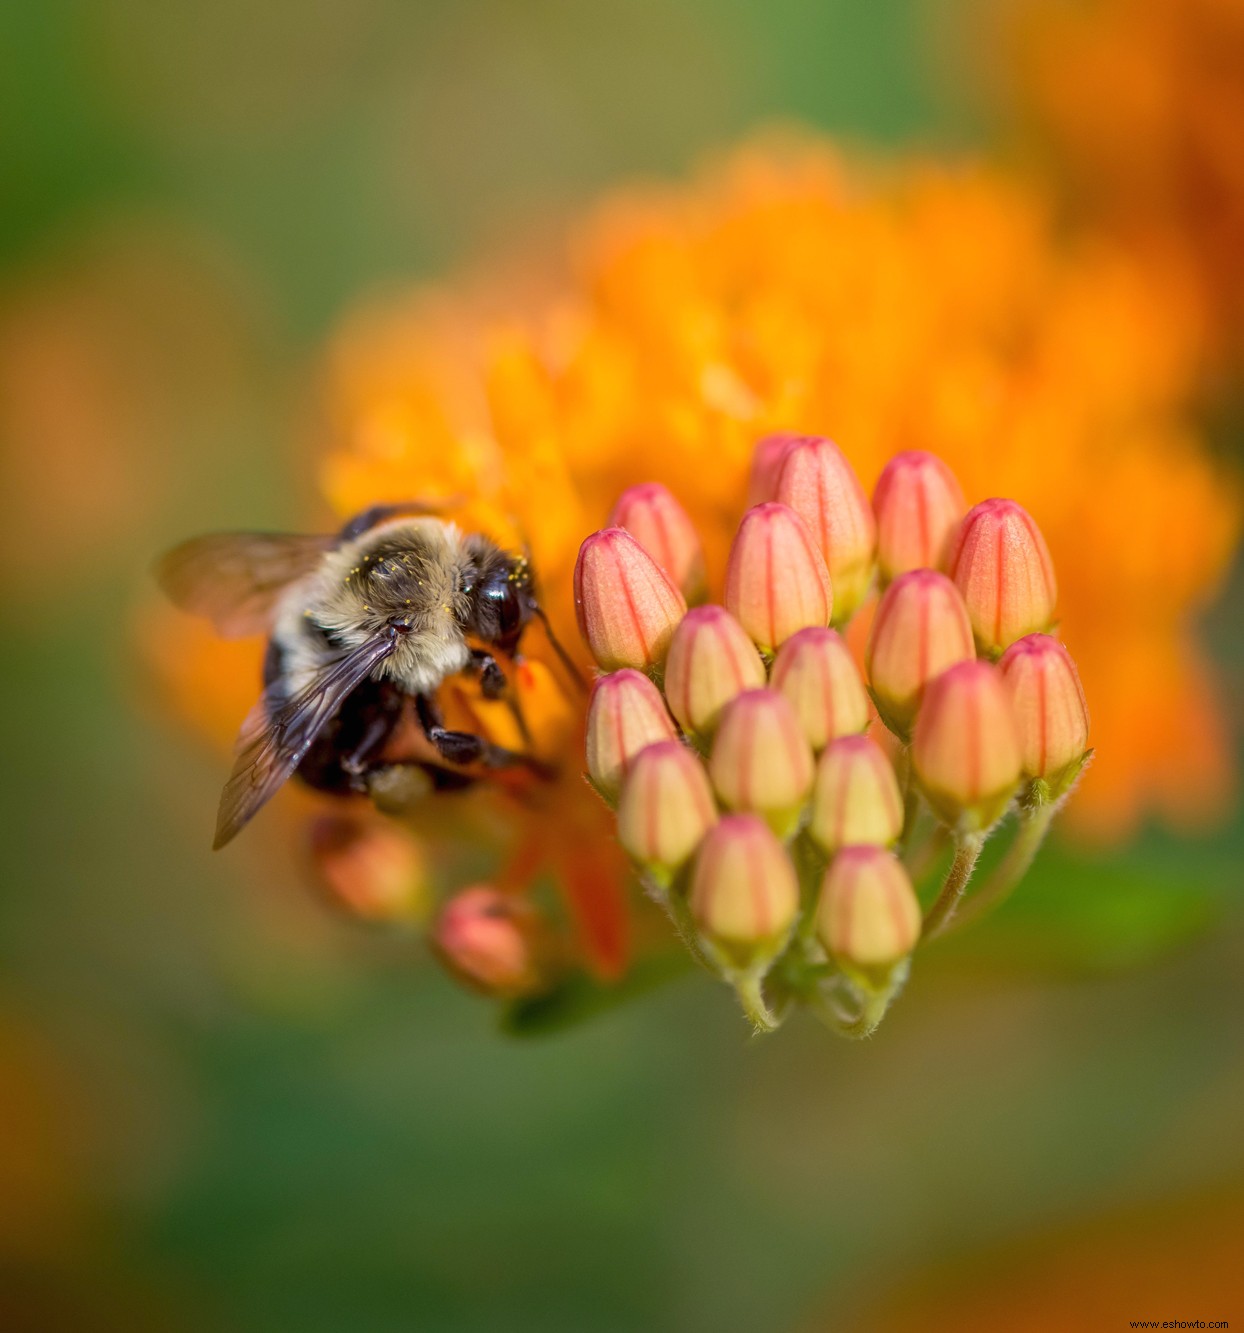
left=689, top=813, right=800, bottom=972
left=664, top=605, right=767, bottom=738
left=866, top=569, right=976, bottom=741
left=871, top=450, right=966, bottom=583
left=946, top=498, right=1057, bottom=658
left=574, top=527, right=687, bottom=672
left=724, top=502, right=832, bottom=654
left=774, top=435, right=876, bottom=624
left=616, top=740, right=718, bottom=885
left=708, top=688, right=815, bottom=838
left=609, top=481, right=707, bottom=601
left=911, top=660, right=1022, bottom=833
left=817, top=845, right=921, bottom=972
left=585, top=668, right=678, bottom=802
left=998, top=633, right=1091, bottom=799
left=770, top=626, right=870, bottom=751
left=808, top=735, right=904, bottom=855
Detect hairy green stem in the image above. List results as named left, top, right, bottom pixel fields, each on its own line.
left=921, top=832, right=985, bottom=940
left=949, top=801, right=1058, bottom=934
left=734, top=970, right=781, bottom=1033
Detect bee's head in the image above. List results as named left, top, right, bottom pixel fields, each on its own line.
left=460, top=542, right=536, bottom=654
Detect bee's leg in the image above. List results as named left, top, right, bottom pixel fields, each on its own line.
left=340, top=711, right=397, bottom=778
left=466, top=649, right=508, bottom=701
left=414, top=694, right=548, bottom=774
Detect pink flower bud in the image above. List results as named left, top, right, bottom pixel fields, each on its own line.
left=664, top=605, right=767, bottom=736
left=808, top=735, right=904, bottom=855
left=746, top=431, right=800, bottom=505
left=770, top=626, right=870, bottom=751
left=689, top=813, right=800, bottom=965
left=871, top=450, right=967, bottom=582
left=308, top=815, right=427, bottom=923
left=616, top=740, right=718, bottom=881
left=997, top=633, right=1091, bottom=793
left=724, top=502, right=832, bottom=653
left=585, top=668, right=678, bottom=801
left=946, top=498, right=1058, bottom=657
left=866, top=569, right=976, bottom=740
left=432, top=887, right=543, bottom=995
left=574, top=527, right=687, bottom=672
left=608, top=482, right=707, bottom=600
left=911, top=660, right=1022, bottom=832
left=817, top=845, right=921, bottom=969
left=708, top=688, right=815, bottom=837
left=774, top=436, right=876, bottom=624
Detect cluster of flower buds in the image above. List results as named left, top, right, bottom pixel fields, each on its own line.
left=576, top=444, right=1092, bottom=1036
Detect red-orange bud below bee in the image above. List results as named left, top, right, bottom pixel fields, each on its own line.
left=609, top=481, right=707, bottom=600
left=911, top=660, right=1022, bottom=832
left=774, top=435, right=876, bottom=624
left=308, top=815, right=427, bottom=923
left=574, top=527, right=687, bottom=672
left=817, top=845, right=921, bottom=970
left=432, top=887, right=545, bottom=996
left=866, top=569, right=976, bottom=740
left=724, top=502, right=832, bottom=653
left=871, top=449, right=966, bottom=582
left=998, top=633, right=1091, bottom=794
left=585, top=668, right=678, bottom=801
left=663, top=605, right=767, bottom=736
left=946, top=498, right=1057, bottom=657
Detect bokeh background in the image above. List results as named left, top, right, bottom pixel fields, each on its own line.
left=2, top=1, right=1241, bottom=1328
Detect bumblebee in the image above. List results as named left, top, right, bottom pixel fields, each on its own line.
left=158, top=502, right=575, bottom=848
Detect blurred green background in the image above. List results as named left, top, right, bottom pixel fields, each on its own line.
left=1, top=1, right=1241, bottom=1329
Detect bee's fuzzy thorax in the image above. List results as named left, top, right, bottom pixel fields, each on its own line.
left=276, top=517, right=475, bottom=695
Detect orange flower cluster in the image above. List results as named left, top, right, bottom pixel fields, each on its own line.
left=161, top=137, right=1240, bottom=984
left=1010, top=0, right=1244, bottom=374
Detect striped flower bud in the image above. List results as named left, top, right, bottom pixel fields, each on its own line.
left=690, top=813, right=800, bottom=968
left=708, top=688, right=815, bottom=837
left=866, top=569, right=976, bottom=740
left=817, top=846, right=921, bottom=970
left=724, top=502, right=832, bottom=653
left=912, top=660, right=1022, bottom=832
left=770, top=626, right=870, bottom=751
left=308, top=815, right=427, bottom=923
left=616, top=740, right=718, bottom=883
left=946, top=498, right=1058, bottom=657
left=585, top=668, right=678, bottom=801
left=574, top=527, right=687, bottom=672
left=432, top=887, right=543, bottom=996
left=609, top=482, right=707, bottom=600
left=998, top=633, right=1091, bottom=796
left=774, top=435, right=876, bottom=624
left=808, top=735, right=904, bottom=855
left=871, top=450, right=967, bottom=582
left=664, top=605, right=767, bottom=737
left=746, top=431, right=799, bottom=505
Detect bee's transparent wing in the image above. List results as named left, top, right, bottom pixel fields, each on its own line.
left=213, top=633, right=398, bottom=849
left=156, top=532, right=335, bottom=638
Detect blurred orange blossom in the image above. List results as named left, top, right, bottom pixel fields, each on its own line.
left=154, top=135, right=1241, bottom=978
left=1009, top=0, right=1244, bottom=378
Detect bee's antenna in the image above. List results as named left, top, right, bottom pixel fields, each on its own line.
left=533, top=605, right=588, bottom=693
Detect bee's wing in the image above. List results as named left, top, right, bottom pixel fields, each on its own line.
left=213, top=633, right=398, bottom=849
left=156, top=532, right=335, bottom=638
